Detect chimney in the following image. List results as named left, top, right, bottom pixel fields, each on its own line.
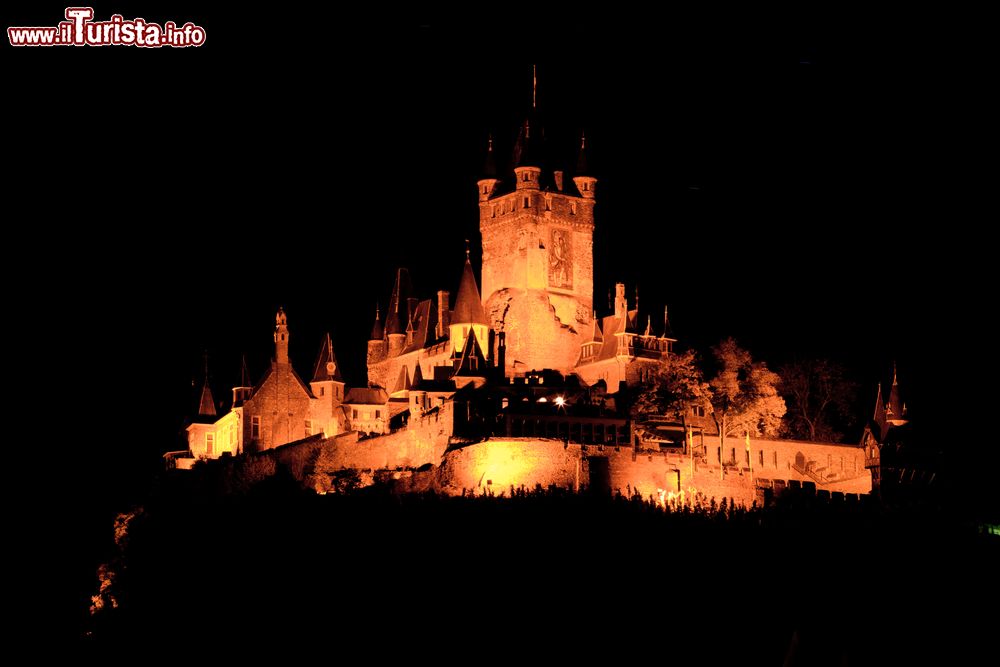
left=437, top=290, right=450, bottom=338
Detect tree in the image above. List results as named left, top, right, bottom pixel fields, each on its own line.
left=634, top=349, right=710, bottom=435
left=705, top=338, right=785, bottom=462
left=778, top=359, right=857, bottom=442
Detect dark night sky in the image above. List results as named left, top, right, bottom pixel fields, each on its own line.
left=6, top=8, right=967, bottom=507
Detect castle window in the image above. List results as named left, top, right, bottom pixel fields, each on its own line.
left=570, top=203, right=577, bottom=215
left=206, top=433, right=215, bottom=456
left=375, top=409, right=382, bottom=419
left=759, top=450, right=765, bottom=467
left=305, top=420, right=313, bottom=436
left=523, top=196, right=529, bottom=208
left=773, top=451, right=778, bottom=467
left=352, top=409, right=358, bottom=419
left=746, top=448, right=750, bottom=467
left=319, top=387, right=325, bottom=397
left=491, top=206, right=496, bottom=218
left=251, top=416, right=260, bottom=439
left=730, top=448, right=736, bottom=464
left=522, top=172, right=529, bottom=182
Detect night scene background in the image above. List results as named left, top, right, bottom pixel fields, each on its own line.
left=5, top=5, right=992, bottom=658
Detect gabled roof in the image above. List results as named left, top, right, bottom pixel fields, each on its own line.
left=311, top=333, right=343, bottom=382
left=401, top=299, right=436, bottom=355
left=198, top=382, right=216, bottom=417
left=392, top=365, right=411, bottom=394
left=248, top=363, right=315, bottom=401
left=452, top=259, right=488, bottom=326
left=454, top=328, right=488, bottom=377
left=343, top=387, right=388, bottom=406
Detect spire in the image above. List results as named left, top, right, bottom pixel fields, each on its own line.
left=312, top=332, right=343, bottom=382
left=644, top=315, right=652, bottom=337
left=532, top=63, right=537, bottom=109
left=370, top=304, right=383, bottom=340
left=198, top=351, right=216, bottom=417
left=483, top=134, right=497, bottom=178
left=452, top=253, right=488, bottom=325
left=661, top=305, right=674, bottom=338
left=240, top=354, right=251, bottom=387
left=576, top=130, right=590, bottom=175
left=873, top=384, right=886, bottom=429
left=386, top=268, right=412, bottom=336
left=465, top=238, right=470, bottom=260
left=886, top=363, right=904, bottom=424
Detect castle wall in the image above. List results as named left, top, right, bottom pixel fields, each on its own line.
left=311, top=400, right=455, bottom=479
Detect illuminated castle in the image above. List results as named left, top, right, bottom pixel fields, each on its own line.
left=177, top=98, right=872, bottom=506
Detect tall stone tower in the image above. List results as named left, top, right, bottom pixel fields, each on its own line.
left=274, top=307, right=290, bottom=365
left=479, top=122, right=595, bottom=374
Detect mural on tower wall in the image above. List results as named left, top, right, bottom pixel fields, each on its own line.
left=549, top=227, right=573, bottom=289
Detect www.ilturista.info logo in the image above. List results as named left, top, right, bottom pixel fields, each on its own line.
left=8, top=7, right=206, bottom=47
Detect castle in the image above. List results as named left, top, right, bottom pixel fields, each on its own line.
left=176, top=102, right=873, bottom=505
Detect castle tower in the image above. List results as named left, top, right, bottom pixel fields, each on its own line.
left=477, top=136, right=499, bottom=202
left=232, top=355, right=253, bottom=406
left=478, top=91, right=595, bottom=374
left=311, top=332, right=346, bottom=404
left=274, top=307, right=289, bottom=365
left=450, top=250, right=489, bottom=356
left=885, top=364, right=908, bottom=427
left=386, top=268, right=411, bottom=359
left=367, top=305, right=386, bottom=369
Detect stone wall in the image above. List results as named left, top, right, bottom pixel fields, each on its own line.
left=242, top=363, right=313, bottom=452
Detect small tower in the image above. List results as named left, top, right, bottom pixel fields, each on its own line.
left=477, top=135, right=499, bottom=201
left=311, top=332, right=346, bottom=404
left=450, top=248, right=489, bottom=355
left=572, top=131, right=597, bottom=199
left=386, top=268, right=411, bottom=359
left=232, top=355, right=253, bottom=406
left=367, top=305, right=385, bottom=366
left=274, top=307, right=290, bottom=366
left=885, top=364, right=908, bottom=427
left=513, top=118, right=542, bottom=191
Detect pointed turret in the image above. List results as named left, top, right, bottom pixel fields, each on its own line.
left=367, top=304, right=386, bottom=368
left=573, top=131, right=597, bottom=199
left=197, top=352, right=216, bottom=417
left=453, top=328, right=488, bottom=389
left=886, top=364, right=907, bottom=426
left=661, top=305, right=674, bottom=338
left=232, top=354, right=252, bottom=406
left=643, top=315, right=653, bottom=337
left=450, top=251, right=489, bottom=355
left=872, top=383, right=887, bottom=432
left=370, top=304, right=383, bottom=341
left=312, top=333, right=343, bottom=382
left=478, top=135, right=499, bottom=201
left=386, top=268, right=411, bottom=358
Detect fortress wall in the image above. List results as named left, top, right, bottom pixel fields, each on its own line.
left=438, top=439, right=581, bottom=493
left=312, top=401, right=454, bottom=474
